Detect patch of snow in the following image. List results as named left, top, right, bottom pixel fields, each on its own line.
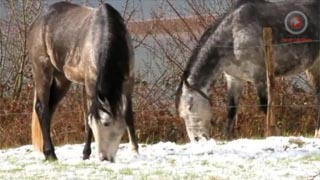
left=0, top=136, right=320, bottom=180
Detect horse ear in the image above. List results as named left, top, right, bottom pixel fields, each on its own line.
left=98, top=94, right=110, bottom=109
left=182, top=79, right=193, bottom=94
left=183, top=78, right=191, bottom=88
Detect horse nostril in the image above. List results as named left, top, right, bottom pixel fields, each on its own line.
left=103, top=122, right=110, bottom=127
left=202, top=134, right=209, bottom=140
left=194, top=137, right=199, bottom=142
left=100, top=156, right=114, bottom=162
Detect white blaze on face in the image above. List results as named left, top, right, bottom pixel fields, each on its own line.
left=88, top=114, right=126, bottom=162
left=88, top=96, right=128, bottom=162
left=179, top=83, right=212, bottom=142
left=98, top=110, right=113, bottom=126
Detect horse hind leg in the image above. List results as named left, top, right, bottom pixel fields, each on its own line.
left=46, top=73, right=71, bottom=159
left=306, top=61, right=320, bottom=138
left=32, top=56, right=56, bottom=160
left=224, top=74, right=243, bottom=139
left=33, top=64, right=71, bottom=160
left=255, top=82, right=268, bottom=114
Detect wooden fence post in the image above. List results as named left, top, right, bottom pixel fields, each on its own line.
left=263, top=27, right=279, bottom=136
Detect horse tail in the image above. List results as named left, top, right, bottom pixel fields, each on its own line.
left=31, top=90, right=43, bottom=152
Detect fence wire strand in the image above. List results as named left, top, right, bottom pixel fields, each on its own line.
left=0, top=104, right=319, bottom=117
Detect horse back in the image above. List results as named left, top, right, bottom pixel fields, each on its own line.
left=31, top=2, right=94, bottom=65
left=27, top=2, right=108, bottom=84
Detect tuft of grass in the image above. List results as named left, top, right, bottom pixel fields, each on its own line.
left=119, top=168, right=134, bottom=175
left=201, top=160, right=209, bottom=166
left=152, top=169, right=166, bottom=176
left=300, top=155, right=320, bottom=162
left=169, top=159, right=176, bottom=165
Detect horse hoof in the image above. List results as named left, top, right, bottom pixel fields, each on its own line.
left=45, top=154, right=58, bottom=161
left=314, top=129, right=320, bottom=138
left=223, top=131, right=234, bottom=140
left=131, top=144, right=139, bottom=155
left=82, top=154, right=90, bottom=160
left=133, top=149, right=139, bottom=155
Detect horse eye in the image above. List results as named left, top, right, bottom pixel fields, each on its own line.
left=102, top=121, right=110, bottom=127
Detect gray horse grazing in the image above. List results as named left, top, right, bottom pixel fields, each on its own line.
left=176, top=0, right=320, bottom=141
left=28, top=2, right=138, bottom=161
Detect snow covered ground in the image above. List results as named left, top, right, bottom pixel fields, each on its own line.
left=1, top=136, right=320, bottom=180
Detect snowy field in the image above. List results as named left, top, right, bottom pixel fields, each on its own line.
left=1, top=136, right=320, bottom=180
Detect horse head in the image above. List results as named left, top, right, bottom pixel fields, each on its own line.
left=176, top=79, right=213, bottom=142
left=88, top=95, right=127, bottom=162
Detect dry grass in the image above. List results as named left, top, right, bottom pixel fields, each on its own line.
left=0, top=0, right=317, bottom=149
left=0, top=76, right=317, bottom=149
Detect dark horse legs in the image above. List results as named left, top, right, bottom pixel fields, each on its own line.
left=125, top=95, right=139, bottom=152
left=82, top=96, right=93, bottom=160
left=224, top=76, right=267, bottom=139
left=307, top=61, right=320, bottom=138
left=225, top=76, right=243, bottom=139
left=226, top=64, right=320, bottom=139
left=34, top=62, right=71, bottom=160
left=82, top=117, right=93, bottom=160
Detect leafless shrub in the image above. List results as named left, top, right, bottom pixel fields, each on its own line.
left=0, top=0, right=317, bottom=148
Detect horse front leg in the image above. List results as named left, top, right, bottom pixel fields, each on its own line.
left=82, top=116, right=93, bottom=160
left=224, top=74, right=243, bottom=139
left=125, top=96, right=139, bottom=153
left=82, top=91, right=93, bottom=160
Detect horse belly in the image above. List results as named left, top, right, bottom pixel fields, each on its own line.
left=224, top=62, right=259, bottom=82
left=274, top=46, right=317, bottom=76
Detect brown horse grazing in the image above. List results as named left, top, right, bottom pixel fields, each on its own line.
left=27, top=2, right=138, bottom=162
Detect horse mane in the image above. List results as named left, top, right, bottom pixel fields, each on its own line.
left=175, top=14, right=226, bottom=110
left=175, top=0, right=269, bottom=109
left=232, top=0, right=267, bottom=9
left=91, top=3, right=129, bottom=119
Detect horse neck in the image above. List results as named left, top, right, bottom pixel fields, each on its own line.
left=93, top=4, right=130, bottom=118
left=185, top=13, right=233, bottom=95
left=185, top=42, right=225, bottom=96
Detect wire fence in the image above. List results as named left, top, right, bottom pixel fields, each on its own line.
left=207, top=40, right=320, bottom=49
left=0, top=103, right=320, bottom=116
left=0, top=0, right=319, bottom=147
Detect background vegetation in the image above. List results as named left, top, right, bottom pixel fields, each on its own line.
left=0, top=0, right=317, bottom=148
